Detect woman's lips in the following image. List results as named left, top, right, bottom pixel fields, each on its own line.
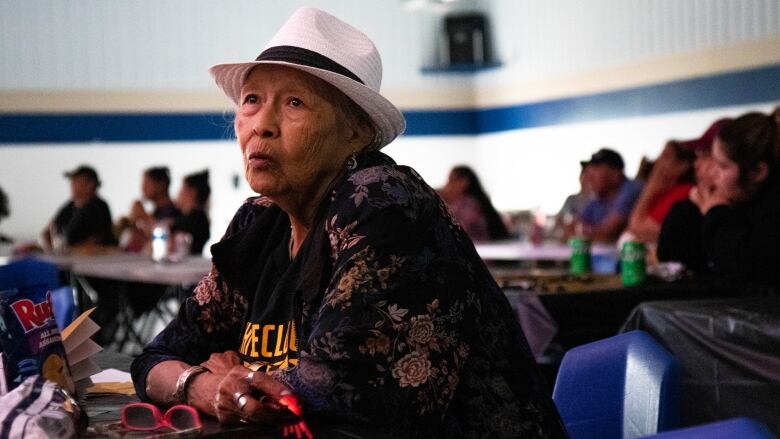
left=248, top=152, right=273, bottom=169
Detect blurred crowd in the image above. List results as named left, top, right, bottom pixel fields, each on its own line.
left=438, top=106, right=780, bottom=286
left=1, top=107, right=778, bottom=289
left=6, top=166, right=211, bottom=259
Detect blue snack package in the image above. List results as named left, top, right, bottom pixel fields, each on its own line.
left=0, top=284, right=74, bottom=393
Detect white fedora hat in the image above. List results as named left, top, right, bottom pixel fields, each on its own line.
left=209, top=7, right=406, bottom=150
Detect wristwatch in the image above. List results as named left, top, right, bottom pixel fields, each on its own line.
left=172, top=365, right=209, bottom=406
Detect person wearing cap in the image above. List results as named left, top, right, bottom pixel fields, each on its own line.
left=131, top=7, right=566, bottom=438
left=658, top=110, right=780, bottom=283
left=575, top=148, right=643, bottom=243
left=41, top=165, right=116, bottom=251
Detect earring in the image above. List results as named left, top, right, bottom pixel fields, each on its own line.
left=346, top=153, right=358, bottom=171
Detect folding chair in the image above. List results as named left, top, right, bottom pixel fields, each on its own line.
left=553, top=330, right=681, bottom=439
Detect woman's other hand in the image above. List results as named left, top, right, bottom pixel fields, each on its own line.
left=690, top=185, right=729, bottom=214
left=201, top=351, right=242, bottom=376
left=212, top=365, right=292, bottom=425
left=646, top=142, right=691, bottom=192
left=129, top=200, right=147, bottom=221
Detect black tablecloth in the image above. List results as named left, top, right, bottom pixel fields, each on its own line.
left=506, top=276, right=774, bottom=351
left=621, top=296, right=780, bottom=434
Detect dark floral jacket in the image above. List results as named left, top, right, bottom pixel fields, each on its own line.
left=131, top=151, right=567, bottom=439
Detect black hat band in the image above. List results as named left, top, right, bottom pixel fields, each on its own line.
left=256, top=45, right=364, bottom=85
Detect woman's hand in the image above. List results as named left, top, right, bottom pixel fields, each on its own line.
left=129, top=200, right=147, bottom=221
left=690, top=185, right=729, bottom=214
left=646, top=150, right=690, bottom=193
left=212, top=365, right=293, bottom=425
left=200, top=351, right=242, bottom=376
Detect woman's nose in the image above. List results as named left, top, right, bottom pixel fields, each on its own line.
left=252, top=105, right=280, bottom=138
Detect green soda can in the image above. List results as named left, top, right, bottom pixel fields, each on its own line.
left=569, top=237, right=591, bottom=275
left=620, top=241, right=646, bottom=286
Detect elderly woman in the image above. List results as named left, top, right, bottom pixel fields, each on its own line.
left=131, top=8, right=566, bottom=438
left=658, top=110, right=780, bottom=284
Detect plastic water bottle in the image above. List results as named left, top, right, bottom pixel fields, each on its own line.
left=151, top=223, right=170, bottom=263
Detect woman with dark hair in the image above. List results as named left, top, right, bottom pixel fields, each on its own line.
left=626, top=135, right=702, bottom=245
left=658, top=110, right=780, bottom=284
left=172, top=170, right=211, bottom=255
left=439, top=165, right=509, bottom=242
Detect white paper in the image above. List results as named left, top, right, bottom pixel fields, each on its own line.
left=90, top=368, right=132, bottom=384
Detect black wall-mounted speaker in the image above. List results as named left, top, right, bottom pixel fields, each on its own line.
left=444, top=13, right=491, bottom=66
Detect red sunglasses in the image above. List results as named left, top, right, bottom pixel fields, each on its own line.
left=121, top=402, right=202, bottom=432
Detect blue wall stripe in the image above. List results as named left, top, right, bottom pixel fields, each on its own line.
left=1, top=63, right=778, bottom=143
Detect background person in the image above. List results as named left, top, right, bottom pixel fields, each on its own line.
left=624, top=140, right=696, bottom=245
left=655, top=119, right=729, bottom=272
left=658, top=111, right=780, bottom=284
left=171, top=170, right=211, bottom=255
left=438, top=165, right=510, bottom=242
left=117, top=166, right=181, bottom=252
left=554, top=165, right=591, bottom=242
left=41, top=165, right=116, bottom=251
left=574, top=148, right=643, bottom=243
left=131, top=8, right=566, bottom=438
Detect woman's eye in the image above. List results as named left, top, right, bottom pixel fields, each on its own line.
left=288, top=98, right=303, bottom=107
left=242, top=94, right=258, bottom=105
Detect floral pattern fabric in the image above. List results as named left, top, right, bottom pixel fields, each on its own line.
left=131, top=151, right=567, bottom=439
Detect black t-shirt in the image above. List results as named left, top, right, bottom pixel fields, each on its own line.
left=153, top=202, right=180, bottom=222
left=171, top=209, right=210, bottom=255
left=657, top=199, right=706, bottom=273
left=237, top=228, right=298, bottom=370
left=53, top=196, right=116, bottom=246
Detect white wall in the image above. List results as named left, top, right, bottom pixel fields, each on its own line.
left=488, top=0, right=780, bottom=84
left=3, top=0, right=777, bottom=107
left=2, top=0, right=779, bottom=242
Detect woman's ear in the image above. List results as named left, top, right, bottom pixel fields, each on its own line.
left=748, top=161, right=770, bottom=185
left=344, top=120, right=374, bottom=153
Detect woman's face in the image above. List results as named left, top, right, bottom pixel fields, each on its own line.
left=711, top=138, right=752, bottom=204
left=234, top=65, right=363, bottom=204
left=141, top=175, right=161, bottom=200
left=177, top=184, right=198, bottom=214
left=444, top=171, right=469, bottom=196
left=693, top=150, right=715, bottom=190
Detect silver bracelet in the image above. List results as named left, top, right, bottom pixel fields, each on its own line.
left=171, top=365, right=209, bottom=406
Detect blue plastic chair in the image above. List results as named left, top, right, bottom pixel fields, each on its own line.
left=553, top=330, right=681, bottom=439
left=0, top=258, right=75, bottom=330
left=639, top=417, right=777, bottom=439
